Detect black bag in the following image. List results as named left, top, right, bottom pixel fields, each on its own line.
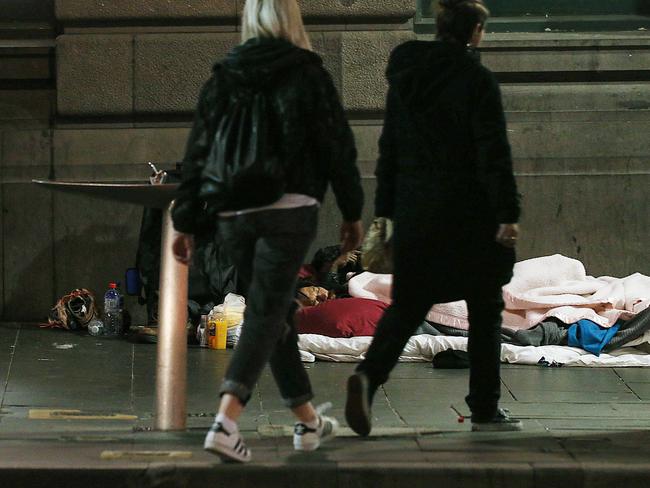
left=135, top=165, right=239, bottom=325
left=199, top=74, right=284, bottom=212
left=432, top=349, right=470, bottom=369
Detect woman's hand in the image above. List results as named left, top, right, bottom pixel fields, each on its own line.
left=173, top=233, right=195, bottom=264
left=496, top=223, right=519, bottom=248
left=340, top=220, right=364, bottom=254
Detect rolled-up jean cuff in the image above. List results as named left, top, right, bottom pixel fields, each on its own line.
left=219, top=380, right=253, bottom=406
left=283, top=392, right=314, bottom=409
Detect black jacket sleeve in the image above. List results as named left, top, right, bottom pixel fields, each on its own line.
left=171, top=79, right=216, bottom=234
left=472, top=69, right=521, bottom=224
left=374, top=83, right=399, bottom=219
left=316, top=69, right=364, bottom=222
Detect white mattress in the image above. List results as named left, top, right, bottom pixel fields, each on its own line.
left=297, top=331, right=650, bottom=367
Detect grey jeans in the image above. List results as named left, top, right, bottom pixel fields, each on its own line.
left=217, top=205, right=318, bottom=408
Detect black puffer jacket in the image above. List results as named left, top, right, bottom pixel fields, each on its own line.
left=172, top=37, right=363, bottom=234
left=375, top=40, right=520, bottom=225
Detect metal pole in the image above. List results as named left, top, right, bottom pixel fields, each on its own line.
left=155, top=202, right=189, bottom=431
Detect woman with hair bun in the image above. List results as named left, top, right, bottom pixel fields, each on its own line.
left=345, top=0, right=523, bottom=435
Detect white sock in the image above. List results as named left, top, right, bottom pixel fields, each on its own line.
left=215, top=413, right=238, bottom=433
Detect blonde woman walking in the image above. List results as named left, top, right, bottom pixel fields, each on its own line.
left=172, top=0, right=364, bottom=463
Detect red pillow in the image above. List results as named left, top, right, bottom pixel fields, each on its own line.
left=295, top=298, right=388, bottom=338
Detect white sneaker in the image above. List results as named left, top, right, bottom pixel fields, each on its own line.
left=293, top=403, right=339, bottom=452
left=204, top=422, right=252, bottom=463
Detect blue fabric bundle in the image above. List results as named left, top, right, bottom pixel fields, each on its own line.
left=568, top=319, right=622, bottom=356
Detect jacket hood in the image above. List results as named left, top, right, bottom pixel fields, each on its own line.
left=388, top=40, right=479, bottom=112
left=218, top=37, right=322, bottom=87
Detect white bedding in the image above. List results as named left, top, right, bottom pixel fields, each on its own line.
left=347, top=255, right=650, bottom=331
left=297, top=331, right=650, bottom=367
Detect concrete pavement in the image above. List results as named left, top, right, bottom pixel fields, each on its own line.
left=2, top=323, right=650, bottom=487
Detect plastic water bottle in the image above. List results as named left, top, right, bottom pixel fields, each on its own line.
left=103, top=282, right=122, bottom=336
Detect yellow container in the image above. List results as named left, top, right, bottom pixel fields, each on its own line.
left=215, top=317, right=228, bottom=350
left=208, top=316, right=228, bottom=350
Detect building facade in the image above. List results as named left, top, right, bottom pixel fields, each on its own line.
left=1, top=1, right=649, bottom=322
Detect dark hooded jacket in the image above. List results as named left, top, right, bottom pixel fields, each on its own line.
left=375, top=40, right=520, bottom=224
left=376, top=40, right=521, bottom=298
left=172, top=37, right=363, bottom=234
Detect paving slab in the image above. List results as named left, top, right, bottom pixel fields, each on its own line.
left=624, top=382, right=650, bottom=400
left=613, top=368, right=650, bottom=383
left=0, top=325, right=18, bottom=402
left=2, top=324, right=650, bottom=487
left=2, top=328, right=133, bottom=411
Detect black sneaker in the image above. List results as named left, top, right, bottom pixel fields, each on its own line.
left=345, top=372, right=373, bottom=437
left=471, top=408, right=523, bottom=432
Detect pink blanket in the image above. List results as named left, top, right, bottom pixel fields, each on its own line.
left=348, top=255, right=650, bottom=331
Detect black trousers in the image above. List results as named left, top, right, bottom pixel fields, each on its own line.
left=217, top=205, right=318, bottom=408
left=357, top=183, right=513, bottom=420
left=357, top=286, right=505, bottom=421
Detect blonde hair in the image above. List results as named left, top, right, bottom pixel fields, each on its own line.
left=242, top=0, right=312, bottom=50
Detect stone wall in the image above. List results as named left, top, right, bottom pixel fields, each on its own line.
left=2, top=1, right=650, bottom=322
left=480, top=33, right=650, bottom=279
left=1, top=1, right=415, bottom=322
left=0, top=0, right=54, bottom=22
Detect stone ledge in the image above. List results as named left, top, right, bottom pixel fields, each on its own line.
left=501, top=83, right=650, bottom=112
left=55, top=0, right=415, bottom=23
left=483, top=48, right=650, bottom=73
left=55, top=0, right=237, bottom=23
left=416, top=31, right=650, bottom=48
left=481, top=31, right=650, bottom=48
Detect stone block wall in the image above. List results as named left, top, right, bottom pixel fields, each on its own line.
left=1, top=34, right=55, bottom=322
left=478, top=33, right=650, bottom=279
left=1, top=1, right=415, bottom=322
left=2, top=1, right=650, bottom=322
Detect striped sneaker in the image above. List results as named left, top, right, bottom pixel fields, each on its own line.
left=204, top=422, right=252, bottom=463
left=293, top=403, right=339, bottom=451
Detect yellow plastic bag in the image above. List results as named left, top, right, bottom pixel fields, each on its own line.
left=211, top=293, right=246, bottom=328
left=361, top=218, right=394, bottom=274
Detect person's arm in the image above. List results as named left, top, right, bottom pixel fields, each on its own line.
left=317, top=69, right=364, bottom=224
left=472, top=69, right=521, bottom=226
left=314, top=69, right=364, bottom=252
left=171, top=78, right=216, bottom=235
